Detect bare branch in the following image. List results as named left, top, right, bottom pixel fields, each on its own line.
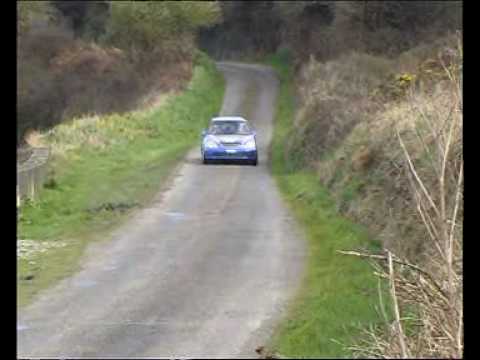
left=396, top=125, right=440, bottom=217
left=337, top=250, right=449, bottom=300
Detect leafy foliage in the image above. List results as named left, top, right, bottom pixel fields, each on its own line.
left=52, top=1, right=110, bottom=39
left=199, top=1, right=461, bottom=61
left=105, top=1, right=222, bottom=54
left=18, top=1, right=55, bottom=35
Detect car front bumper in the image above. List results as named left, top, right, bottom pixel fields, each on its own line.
left=203, top=148, right=257, bottom=161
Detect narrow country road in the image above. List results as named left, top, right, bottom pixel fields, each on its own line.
left=17, top=62, right=306, bottom=358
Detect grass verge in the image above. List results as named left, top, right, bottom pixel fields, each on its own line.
left=265, top=51, right=384, bottom=357
left=17, top=52, right=225, bottom=307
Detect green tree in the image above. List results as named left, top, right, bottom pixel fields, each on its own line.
left=105, top=1, right=222, bottom=56
left=51, top=1, right=110, bottom=39
left=18, top=1, right=54, bottom=35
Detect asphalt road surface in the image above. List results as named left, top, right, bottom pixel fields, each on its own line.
left=17, top=62, right=306, bottom=358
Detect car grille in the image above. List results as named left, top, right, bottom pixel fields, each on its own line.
left=221, top=142, right=242, bottom=147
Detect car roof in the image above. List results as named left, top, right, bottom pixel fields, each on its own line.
left=211, top=116, right=247, bottom=122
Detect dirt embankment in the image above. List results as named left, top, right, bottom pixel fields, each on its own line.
left=281, top=32, right=462, bottom=357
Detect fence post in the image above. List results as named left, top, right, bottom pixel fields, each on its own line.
left=28, top=168, right=35, bottom=200
left=17, top=147, right=50, bottom=204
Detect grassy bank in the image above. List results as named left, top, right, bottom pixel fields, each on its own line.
left=265, top=51, right=384, bottom=357
left=17, top=52, right=225, bottom=307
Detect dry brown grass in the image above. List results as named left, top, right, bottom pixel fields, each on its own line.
left=285, top=30, right=462, bottom=357
left=283, top=51, right=392, bottom=170
left=339, top=35, right=463, bottom=358
left=297, top=33, right=461, bottom=259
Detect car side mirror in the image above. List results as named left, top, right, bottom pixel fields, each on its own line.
left=201, top=129, right=207, bottom=137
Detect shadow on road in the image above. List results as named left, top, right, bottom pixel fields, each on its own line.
left=185, top=157, right=257, bottom=166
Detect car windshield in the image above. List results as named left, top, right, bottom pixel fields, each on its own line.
left=209, top=121, right=251, bottom=135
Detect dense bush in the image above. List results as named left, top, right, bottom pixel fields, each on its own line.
left=280, top=33, right=463, bottom=357
left=199, top=1, right=462, bottom=63
left=17, top=1, right=55, bottom=35
left=104, top=1, right=222, bottom=60
left=51, top=1, right=109, bottom=39
left=17, top=1, right=222, bottom=145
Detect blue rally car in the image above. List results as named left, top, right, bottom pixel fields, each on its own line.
left=201, top=116, right=258, bottom=166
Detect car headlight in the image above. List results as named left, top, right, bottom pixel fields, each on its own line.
left=243, top=138, right=256, bottom=150
left=204, top=137, right=219, bottom=148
